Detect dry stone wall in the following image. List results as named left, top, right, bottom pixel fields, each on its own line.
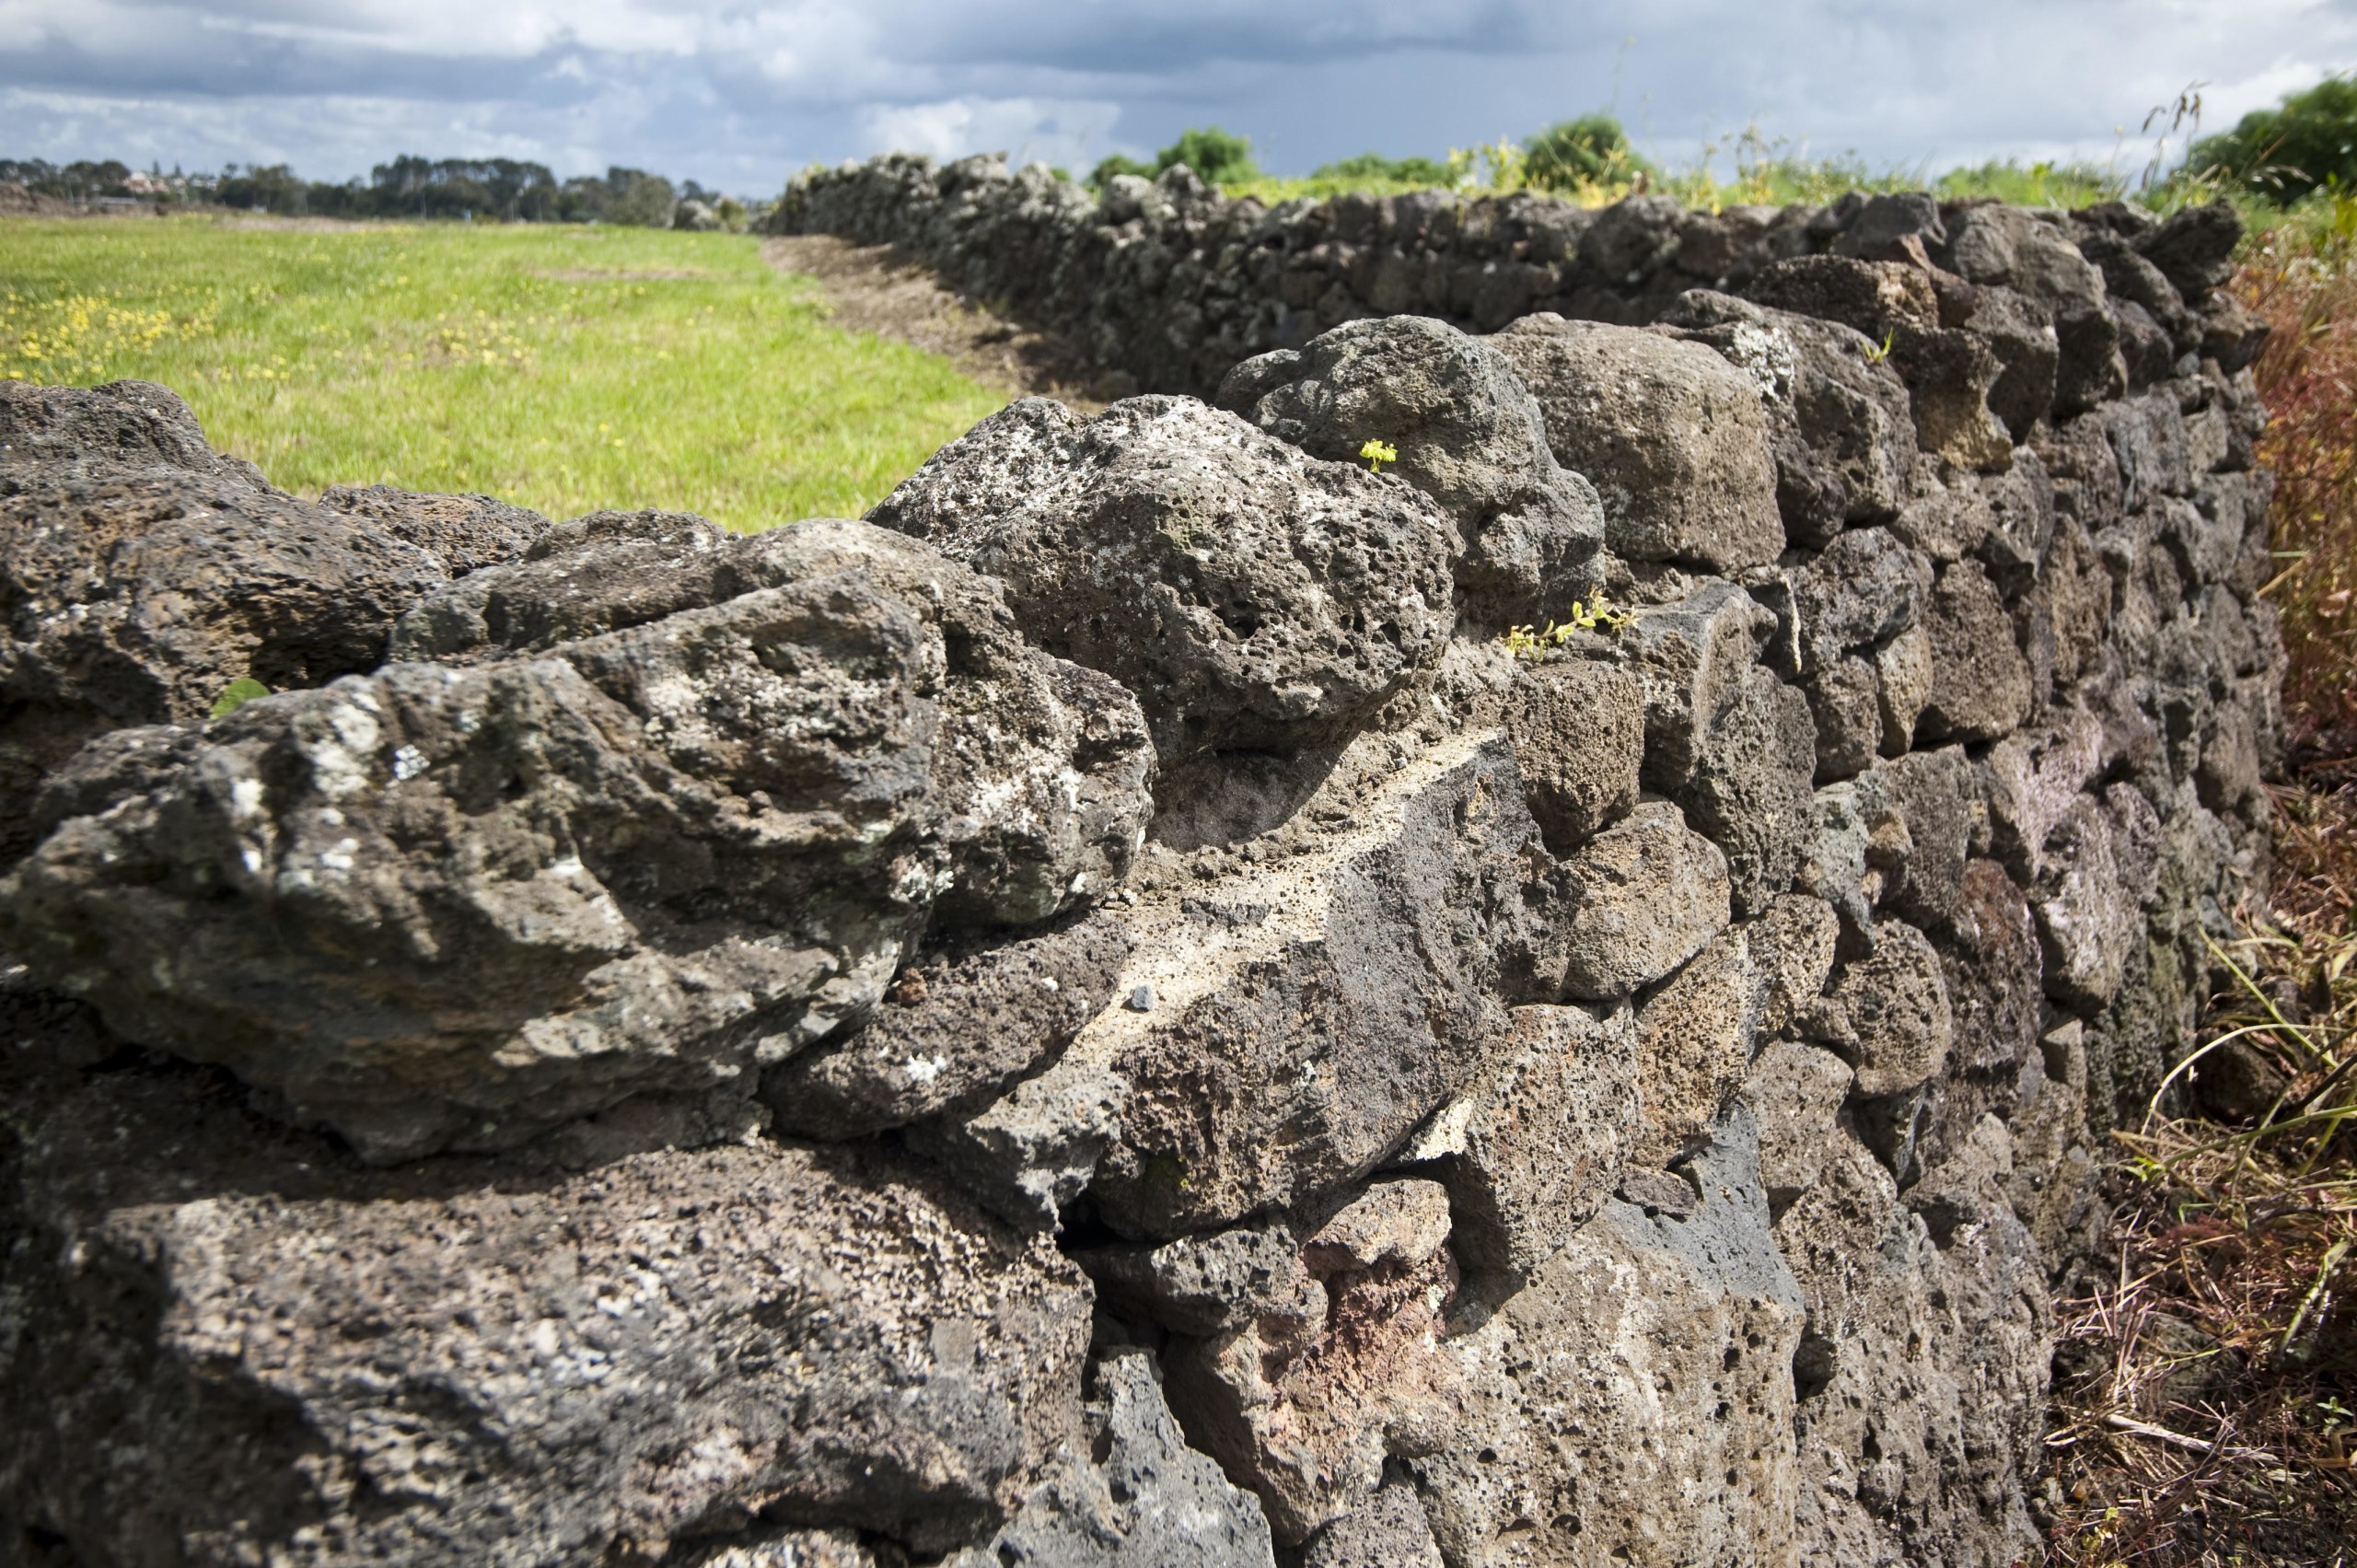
left=0, top=153, right=2280, bottom=1568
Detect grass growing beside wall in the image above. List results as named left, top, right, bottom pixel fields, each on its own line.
left=0, top=215, right=1006, bottom=529
left=2045, top=198, right=2357, bottom=1566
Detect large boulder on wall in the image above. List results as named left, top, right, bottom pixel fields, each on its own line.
left=0, top=381, right=537, bottom=867
left=0, top=1057, right=1096, bottom=1564
left=1484, top=313, right=1784, bottom=573
left=1215, top=315, right=1608, bottom=622
left=867, top=395, right=1458, bottom=761
left=0, top=517, right=1155, bottom=1161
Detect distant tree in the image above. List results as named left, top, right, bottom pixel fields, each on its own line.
left=215, top=163, right=308, bottom=214
left=2192, top=74, right=2357, bottom=203
left=555, top=175, right=614, bottom=222
left=364, top=156, right=554, bottom=219
left=609, top=170, right=677, bottom=227
left=1312, top=152, right=1453, bottom=187
left=1087, top=153, right=1155, bottom=191
left=1521, top=114, right=1651, bottom=192
left=0, top=159, right=62, bottom=193
left=1155, top=126, right=1258, bottom=187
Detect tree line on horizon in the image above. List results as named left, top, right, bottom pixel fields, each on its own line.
left=0, top=156, right=753, bottom=226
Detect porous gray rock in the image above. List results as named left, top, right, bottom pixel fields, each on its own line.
left=1665, top=292, right=1925, bottom=537
left=319, top=482, right=552, bottom=576
left=945, top=1350, right=1278, bottom=1568
left=1666, top=663, right=1820, bottom=918
left=1617, top=582, right=1819, bottom=915
left=1487, top=314, right=1782, bottom=573
left=386, top=506, right=744, bottom=659
left=1413, top=1105, right=1805, bottom=1568
left=1, top=522, right=1155, bottom=1160
left=0, top=1063, right=1091, bottom=1563
left=1799, top=918, right=1955, bottom=1103
left=1079, top=1221, right=1323, bottom=1341
left=405, top=515, right=1159, bottom=927
left=1939, top=203, right=2126, bottom=415
left=1632, top=921, right=1768, bottom=1163
left=1303, top=1484, right=1446, bottom=1568
left=1917, top=557, right=2034, bottom=743
left=1082, top=737, right=1548, bottom=1236
left=1744, top=254, right=1941, bottom=342
left=1215, top=316, right=1608, bottom=621
left=0, top=376, right=275, bottom=488
left=1501, top=656, right=1644, bottom=852
left=1, top=382, right=456, bottom=865
left=1396, top=1001, right=1640, bottom=1275
left=764, top=915, right=1131, bottom=1137
left=867, top=396, right=1457, bottom=759
left=1555, top=799, right=1733, bottom=1000
left=912, top=731, right=1556, bottom=1237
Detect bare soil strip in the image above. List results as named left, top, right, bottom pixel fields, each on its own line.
left=761, top=234, right=1109, bottom=412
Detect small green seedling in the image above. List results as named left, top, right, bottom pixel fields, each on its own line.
left=1864, top=330, right=1895, bottom=364
left=210, top=677, right=272, bottom=718
left=1359, top=438, right=1399, bottom=474
left=1503, top=592, right=1628, bottom=660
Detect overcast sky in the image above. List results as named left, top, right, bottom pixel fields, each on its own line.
left=4, top=1, right=2351, bottom=196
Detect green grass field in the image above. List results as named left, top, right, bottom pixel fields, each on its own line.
left=0, top=216, right=1007, bottom=530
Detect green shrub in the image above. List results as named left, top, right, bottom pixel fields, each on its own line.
left=1086, top=128, right=1260, bottom=192
left=610, top=172, right=677, bottom=227
left=1310, top=152, right=1453, bottom=188
left=2193, top=74, right=2357, bottom=203
left=1521, top=114, right=1652, bottom=192
left=1087, top=154, right=1155, bottom=191
left=1155, top=127, right=1259, bottom=187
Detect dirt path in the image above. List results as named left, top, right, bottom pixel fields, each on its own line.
left=761, top=234, right=1110, bottom=412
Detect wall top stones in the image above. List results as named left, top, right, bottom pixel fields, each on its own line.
left=766, top=153, right=2267, bottom=408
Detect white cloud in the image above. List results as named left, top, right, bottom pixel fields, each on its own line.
left=854, top=97, right=1123, bottom=168
left=3, top=0, right=2354, bottom=194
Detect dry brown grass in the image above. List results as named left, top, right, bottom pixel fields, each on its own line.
left=2238, top=204, right=2357, bottom=760
left=2044, top=923, right=2357, bottom=1564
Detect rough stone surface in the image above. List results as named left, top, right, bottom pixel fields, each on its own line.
left=764, top=915, right=1132, bottom=1136
left=1398, top=1002, right=1640, bottom=1275
left=0, top=381, right=456, bottom=865
left=1918, top=557, right=2034, bottom=743
left=1301, top=1483, right=1446, bottom=1568
left=1556, top=799, right=1733, bottom=1000
left=867, top=396, right=1457, bottom=759
left=1215, top=315, right=1608, bottom=621
left=319, top=482, right=552, bottom=577
left=1633, top=920, right=1771, bottom=1163
left=1501, top=657, right=1643, bottom=852
left=1165, top=1179, right=1461, bottom=1542
left=944, top=1350, right=1278, bottom=1568
left=1413, top=1107, right=1806, bottom=1568
left=2, top=523, right=1155, bottom=1160
left=0, top=1062, right=1091, bottom=1564
left=1488, top=314, right=1782, bottom=573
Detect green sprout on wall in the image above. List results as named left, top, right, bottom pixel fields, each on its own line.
left=1503, top=593, right=1630, bottom=660
left=210, top=677, right=272, bottom=717
left=1359, top=438, right=1399, bottom=474
left=1864, top=330, right=1896, bottom=364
